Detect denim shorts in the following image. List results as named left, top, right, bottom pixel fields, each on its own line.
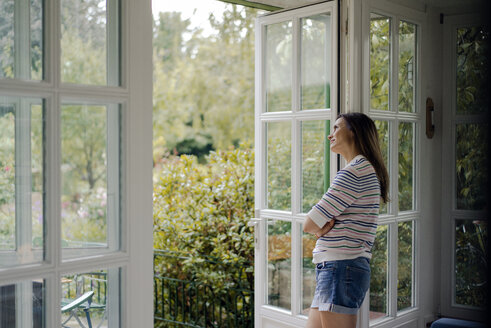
left=311, top=257, right=370, bottom=315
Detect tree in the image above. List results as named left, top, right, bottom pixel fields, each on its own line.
left=152, top=5, right=260, bottom=161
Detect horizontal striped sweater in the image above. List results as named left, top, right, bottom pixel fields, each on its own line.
left=308, top=154, right=380, bottom=263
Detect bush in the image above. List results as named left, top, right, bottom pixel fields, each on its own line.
left=153, top=144, right=254, bottom=291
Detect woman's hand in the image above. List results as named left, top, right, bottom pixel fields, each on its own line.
left=315, top=219, right=335, bottom=238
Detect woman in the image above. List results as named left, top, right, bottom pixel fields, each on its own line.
left=303, top=113, right=389, bottom=328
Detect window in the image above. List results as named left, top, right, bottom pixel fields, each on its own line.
left=255, top=4, right=338, bottom=326
left=0, top=0, right=152, bottom=326
left=366, top=9, right=420, bottom=324
left=442, top=20, right=488, bottom=316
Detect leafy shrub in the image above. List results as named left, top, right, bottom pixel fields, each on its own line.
left=153, top=144, right=254, bottom=291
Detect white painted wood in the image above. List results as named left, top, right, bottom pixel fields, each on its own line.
left=255, top=2, right=338, bottom=326
left=0, top=0, right=153, bottom=326
left=126, top=0, right=153, bottom=326
left=440, top=13, right=487, bottom=323
left=360, top=1, right=428, bottom=326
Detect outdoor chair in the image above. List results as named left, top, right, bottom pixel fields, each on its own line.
left=61, top=291, right=94, bottom=328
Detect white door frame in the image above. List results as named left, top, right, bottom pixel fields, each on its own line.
left=254, top=2, right=338, bottom=327
left=440, top=13, right=488, bottom=323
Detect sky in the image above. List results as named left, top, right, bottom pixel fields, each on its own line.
left=152, top=0, right=228, bottom=35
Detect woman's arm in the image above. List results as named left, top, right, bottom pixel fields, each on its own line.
left=303, top=216, right=335, bottom=238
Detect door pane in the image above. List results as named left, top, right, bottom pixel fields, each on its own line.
left=454, top=219, right=487, bottom=307
left=399, top=21, right=416, bottom=113
left=61, top=0, right=120, bottom=85
left=267, top=219, right=291, bottom=310
left=375, top=120, right=389, bottom=214
left=61, top=104, right=121, bottom=259
left=0, top=97, right=44, bottom=267
left=0, top=0, right=43, bottom=80
left=302, top=231, right=316, bottom=315
left=370, top=14, right=391, bottom=111
left=398, top=122, right=413, bottom=212
left=456, top=26, right=489, bottom=115
left=62, top=268, right=120, bottom=327
left=266, top=122, right=291, bottom=211
left=301, top=14, right=331, bottom=110
left=397, top=221, right=413, bottom=311
left=301, top=120, right=329, bottom=213
left=265, top=21, right=292, bottom=112
left=370, top=224, right=388, bottom=320
left=455, top=123, right=486, bottom=210
left=0, top=279, right=45, bottom=328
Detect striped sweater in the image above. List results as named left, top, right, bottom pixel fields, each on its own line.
left=308, top=154, right=380, bottom=263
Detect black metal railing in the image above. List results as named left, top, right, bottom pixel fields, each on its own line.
left=153, top=250, right=254, bottom=328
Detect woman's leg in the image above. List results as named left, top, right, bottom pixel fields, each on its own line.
left=319, top=311, right=357, bottom=328
left=305, top=308, right=322, bottom=328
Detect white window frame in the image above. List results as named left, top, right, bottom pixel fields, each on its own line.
left=0, top=0, right=153, bottom=327
left=356, top=0, right=425, bottom=327
left=440, top=13, right=488, bottom=323
left=254, top=2, right=338, bottom=327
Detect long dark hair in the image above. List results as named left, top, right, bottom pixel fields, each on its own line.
left=339, top=113, right=389, bottom=203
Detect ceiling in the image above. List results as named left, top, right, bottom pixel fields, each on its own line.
left=250, top=0, right=486, bottom=12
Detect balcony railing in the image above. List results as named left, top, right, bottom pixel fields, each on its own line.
left=153, top=250, right=254, bottom=328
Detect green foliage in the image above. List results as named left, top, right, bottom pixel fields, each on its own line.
left=153, top=144, right=254, bottom=291
left=455, top=220, right=487, bottom=307
left=60, top=0, right=107, bottom=84
left=370, top=224, right=388, bottom=314
left=153, top=5, right=260, bottom=161
left=266, top=124, right=291, bottom=211
left=398, top=21, right=416, bottom=113
left=61, top=105, right=109, bottom=245
left=0, top=0, right=43, bottom=79
left=0, top=107, right=15, bottom=248
left=398, top=122, right=413, bottom=212
left=397, top=221, right=413, bottom=310
left=456, top=27, right=489, bottom=114
left=370, top=17, right=390, bottom=111
left=456, top=124, right=486, bottom=210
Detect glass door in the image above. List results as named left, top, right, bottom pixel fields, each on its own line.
left=253, top=2, right=338, bottom=327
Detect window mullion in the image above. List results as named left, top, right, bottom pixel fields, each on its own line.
left=390, top=16, right=399, bottom=114
left=15, top=99, right=33, bottom=254
left=107, top=0, right=120, bottom=86
left=14, top=0, right=31, bottom=79
left=389, top=221, right=398, bottom=318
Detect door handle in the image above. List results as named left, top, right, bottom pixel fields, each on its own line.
left=247, top=218, right=261, bottom=227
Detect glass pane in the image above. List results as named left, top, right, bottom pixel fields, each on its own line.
left=266, top=122, right=291, bottom=211
left=0, top=97, right=44, bottom=267
left=62, top=268, right=120, bottom=327
left=456, top=123, right=486, bottom=210
left=0, top=104, right=15, bottom=251
left=455, top=219, right=487, bottom=307
left=265, top=21, right=292, bottom=112
left=61, top=104, right=121, bottom=259
left=399, top=21, right=416, bottom=113
left=398, top=122, right=413, bottom=212
left=370, top=224, right=388, bottom=320
left=61, top=0, right=120, bottom=85
left=0, top=0, right=43, bottom=80
left=398, top=221, right=413, bottom=311
left=0, top=279, right=46, bottom=327
left=375, top=120, right=389, bottom=214
left=301, top=120, right=329, bottom=213
left=302, top=231, right=316, bottom=315
left=267, top=219, right=291, bottom=310
left=370, top=14, right=391, bottom=111
left=456, top=26, right=489, bottom=114
left=301, top=14, right=331, bottom=110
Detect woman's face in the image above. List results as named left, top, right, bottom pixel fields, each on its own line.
left=328, top=117, right=356, bottom=155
